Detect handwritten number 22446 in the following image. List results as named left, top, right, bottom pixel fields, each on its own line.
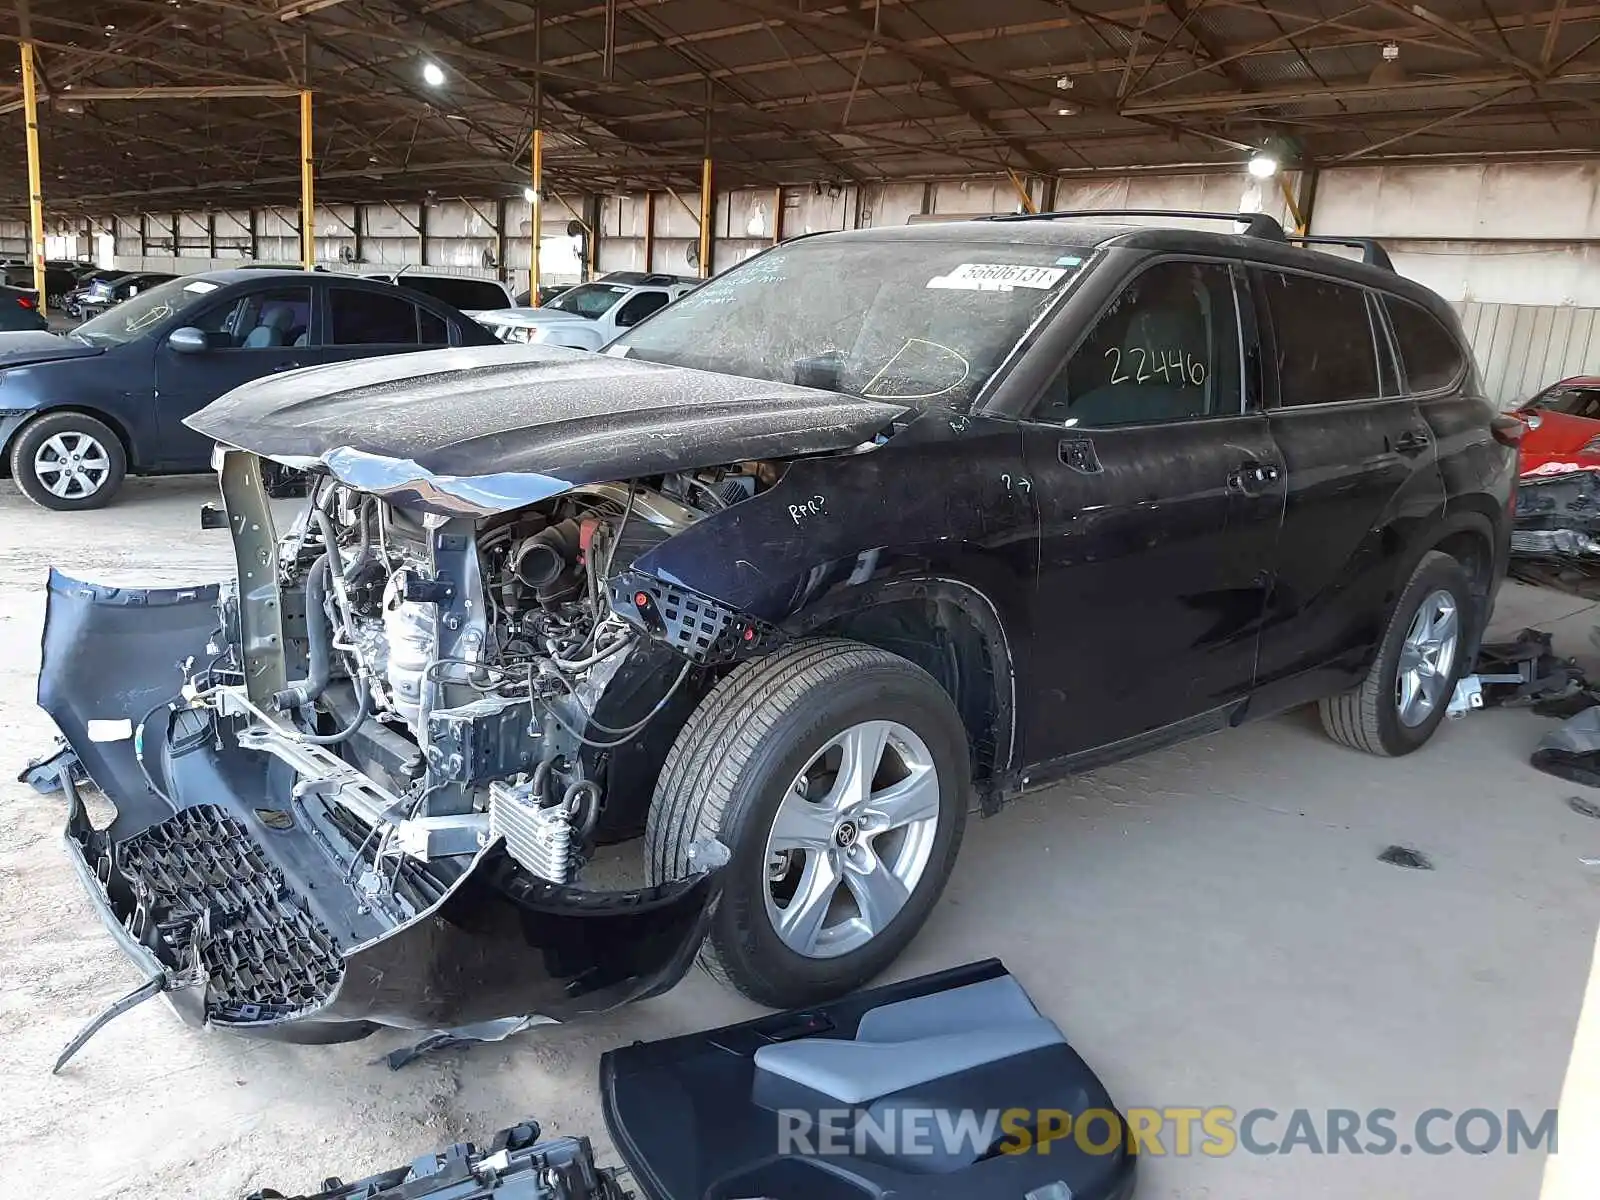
left=1106, top=346, right=1206, bottom=387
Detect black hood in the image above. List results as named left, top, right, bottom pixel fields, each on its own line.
left=0, top=330, right=103, bottom=368
left=186, top=344, right=908, bottom=515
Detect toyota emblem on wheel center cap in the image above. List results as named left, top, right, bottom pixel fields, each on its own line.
left=833, top=819, right=859, bottom=848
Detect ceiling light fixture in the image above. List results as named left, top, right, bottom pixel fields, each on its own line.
left=1247, top=153, right=1278, bottom=179
left=422, top=61, right=445, bottom=87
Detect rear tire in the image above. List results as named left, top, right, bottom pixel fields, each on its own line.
left=647, top=638, right=970, bottom=1008
left=1319, top=550, right=1472, bottom=756
left=8, top=411, right=127, bottom=511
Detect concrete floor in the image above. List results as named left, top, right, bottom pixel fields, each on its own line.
left=1, top=475, right=1596, bottom=1199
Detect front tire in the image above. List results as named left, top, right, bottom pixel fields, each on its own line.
left=8, top=411, right=126, bottom=511
left=647, top=638, right=970, bottom=1008
left=1319, top=550, right=1472, bottom=756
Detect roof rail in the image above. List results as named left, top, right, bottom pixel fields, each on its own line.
left=984, top=208, right=1287, bottom=241
left=1284, top=235, right=1394, bottom=272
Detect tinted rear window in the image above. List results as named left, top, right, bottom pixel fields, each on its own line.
left=396, top=276, right=506, bottom=312
left=1382, top=295, right=1467, bottom=393
left=1262, top=271, right=1380, bottom=406
left=330, top=288, right=424, bottom=345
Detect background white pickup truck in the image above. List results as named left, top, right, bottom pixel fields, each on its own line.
left=475, top=272, right=699, bottom=351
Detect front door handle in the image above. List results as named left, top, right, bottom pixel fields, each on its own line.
left=270, top=362, right=303, bottom=373
left=1394, top=429, right=1431, bottom=456
left=1227, top=459, right=1282, bottom=496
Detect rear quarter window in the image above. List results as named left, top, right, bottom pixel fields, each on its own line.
left=1382, top=295, right=1468, bottom=393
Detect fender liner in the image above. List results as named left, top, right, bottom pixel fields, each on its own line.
left=783, top=575, right=1019, bottom=810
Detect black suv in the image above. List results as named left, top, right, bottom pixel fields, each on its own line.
left=35, top=212, right=1516, bottom=1049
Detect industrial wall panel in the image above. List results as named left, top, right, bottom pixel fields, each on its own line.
left=862, top=183, right=926, bottom=228
left=722, top=189, right=778, bottom=241
left=651, top=238, right=699, bottom=276
left=1318, top=162, right=1600, bottom=241
left=784, top=186, right=849, bottom=233
left=1456, top=302, right=1600, bottom=408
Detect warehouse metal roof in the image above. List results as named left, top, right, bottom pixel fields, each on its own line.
left=3, top=0, right=1598, bottom=209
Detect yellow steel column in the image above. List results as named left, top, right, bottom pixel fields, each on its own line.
left=698, top=156, right=714, bottom=279
left=21, top=42, right=46, bottom=312
left=299, top=90, right=315, bottom=270
left=1007, top=170, right=1038, bottom=215
left=530, top=129, right=543, bottom=306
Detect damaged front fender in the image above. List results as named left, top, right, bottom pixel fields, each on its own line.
left=34, top=570, right=723, bottom=1056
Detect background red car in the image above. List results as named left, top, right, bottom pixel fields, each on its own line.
left=1516, top=376, right=1600, bottom=476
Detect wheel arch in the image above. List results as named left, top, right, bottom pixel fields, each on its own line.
left=782, top=576, right=1018, bottom=810
left=2, top=404, right=139, bottom=475
left=1405, top=501, right=1501, bottom=659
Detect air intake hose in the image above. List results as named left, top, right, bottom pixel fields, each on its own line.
left=512, top=519, right=581, bottom=588
left=272, top=553, right=332, bottom=711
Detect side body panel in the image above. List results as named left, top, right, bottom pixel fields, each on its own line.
left=0, top=345, right=157, bottom=469
left=1017, top=413, right=1285, bottom=761
left=1253, top=398, right=1446, bottom=695
left=630, top=412, right=1035, bottom=779
left=631, top=413, right=1034, bottom=628
left=1001, top=252, right=1284, bottom=763
left=1247, top=258, right=1450, bottom=704
left=1420, top=390, right=1516, bottom=626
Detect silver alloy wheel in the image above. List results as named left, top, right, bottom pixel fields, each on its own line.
left=762, top=719, right=941, bottom=959
left=33, top=431, right=112, bottom=500
left=1395, top=588, right=1460, bottom=727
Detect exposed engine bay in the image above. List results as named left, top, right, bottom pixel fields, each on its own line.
left=232, top=460, right=775, bottom=899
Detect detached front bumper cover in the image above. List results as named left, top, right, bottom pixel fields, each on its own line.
left=34, top=569, right=724, bottom=1066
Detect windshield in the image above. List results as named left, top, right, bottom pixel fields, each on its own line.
left=71, top=276, right=223, bottom=347
left=546, top=283, right=627, bottom=318
left=609, top=236, right=1086, bottom=409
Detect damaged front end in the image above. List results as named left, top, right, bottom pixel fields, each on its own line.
left=35, top=449, right=731, bottom=1062
left=1513, top=469, right=1600, bottom=558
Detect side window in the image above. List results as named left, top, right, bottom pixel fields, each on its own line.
left=614, top=290, right=669, bottom=329
left=195, top=286, right=312, bottom=348
left=1263, top=271, right=1379, bottom=406
left=329, top=288, right=422, bottom=346
left=1382, top=295, right=1467, bottom=394
left=1034, top=260, right=1242, bottom=428
left=418, top=307, right=449, bottom=346
left=189, top=299, right=242, bottom=337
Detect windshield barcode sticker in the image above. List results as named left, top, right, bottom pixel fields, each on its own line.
left=927, top=263, right=1069, bottom=291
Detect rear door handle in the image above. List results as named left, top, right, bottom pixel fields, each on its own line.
left=1227, top=459, right=1281, bottom=497
left=1394, top=429, right=1431, bottom=455
left=270, top=362, right=302, bottom=373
